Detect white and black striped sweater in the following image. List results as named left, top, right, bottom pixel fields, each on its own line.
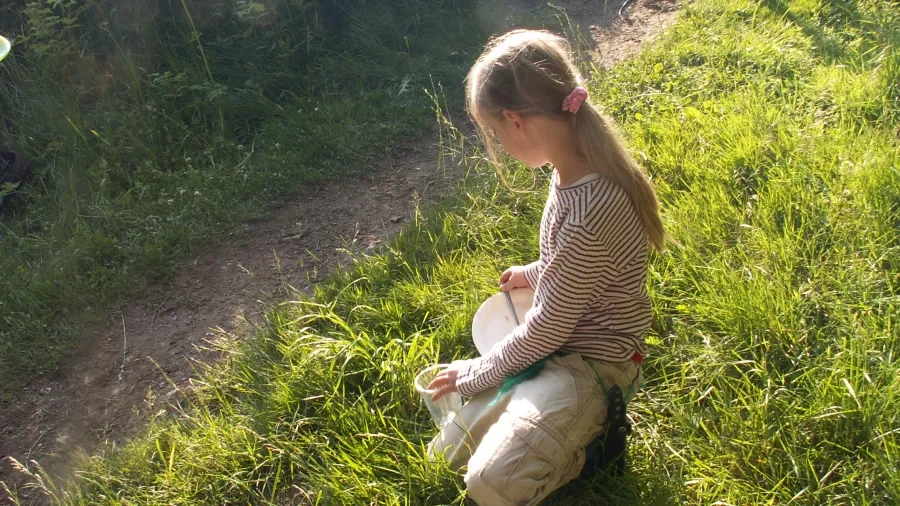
left=456, top=170, right=651, bottom=398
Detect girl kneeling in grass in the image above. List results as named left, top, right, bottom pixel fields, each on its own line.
left=427, top=29, right=665, bottom=506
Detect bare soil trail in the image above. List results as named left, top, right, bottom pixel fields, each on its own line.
left=1, top=1, right=681, bottom=502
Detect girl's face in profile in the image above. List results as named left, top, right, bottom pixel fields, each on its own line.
left=484, top=111, right=548, bottom=169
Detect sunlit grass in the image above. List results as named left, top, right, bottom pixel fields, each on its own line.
left=2, top=0, right=898, bottom=504
left=0, top=0, right=483, bottom=390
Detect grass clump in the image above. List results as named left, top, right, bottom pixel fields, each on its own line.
left=3, top=0, right=898, bottom=504
left=0, top=0, right=484, bottom=389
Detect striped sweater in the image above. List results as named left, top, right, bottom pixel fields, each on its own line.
left=456, top=170, right=651, bottom=397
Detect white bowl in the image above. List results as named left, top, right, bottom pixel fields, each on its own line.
left=472, top=288, right=535, bottom=355
left=0, top=36, right=10, bottom=62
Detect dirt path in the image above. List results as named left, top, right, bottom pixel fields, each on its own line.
left=1, top=1, right=680, bottom=502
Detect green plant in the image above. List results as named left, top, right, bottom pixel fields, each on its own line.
left=0, top=0, right=484, bottom=390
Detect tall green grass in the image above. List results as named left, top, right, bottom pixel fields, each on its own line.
left=0, top=0, right=483, bottom=390
left=3, top=0, right=898, bottom=504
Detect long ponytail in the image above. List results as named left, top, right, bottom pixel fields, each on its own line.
left=574, top=103, right=665, bottom=251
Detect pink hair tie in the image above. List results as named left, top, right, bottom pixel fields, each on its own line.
left=562, top=86, right=588, bottom=114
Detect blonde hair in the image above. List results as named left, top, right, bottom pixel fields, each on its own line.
left=466, top=29, right=665, bottom=251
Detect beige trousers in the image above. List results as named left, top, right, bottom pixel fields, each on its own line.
left=428, top=353, right=642, bottom=506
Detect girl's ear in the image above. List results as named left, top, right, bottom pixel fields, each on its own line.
left=503, top=110, right=525, bottom=133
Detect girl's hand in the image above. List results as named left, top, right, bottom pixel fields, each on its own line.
left=427, top=359, right=475, bottom=401
left=499, top=266, right=530, bottom=292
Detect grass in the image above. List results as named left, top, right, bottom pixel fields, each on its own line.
left=0, top=0, right=484, bottom=391
left=3, top=0, right=899, bottom=504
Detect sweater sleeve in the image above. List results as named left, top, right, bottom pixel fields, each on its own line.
left=456, top=221, right=614, bottom=397
left=521, top=259, right=543, bottom=290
